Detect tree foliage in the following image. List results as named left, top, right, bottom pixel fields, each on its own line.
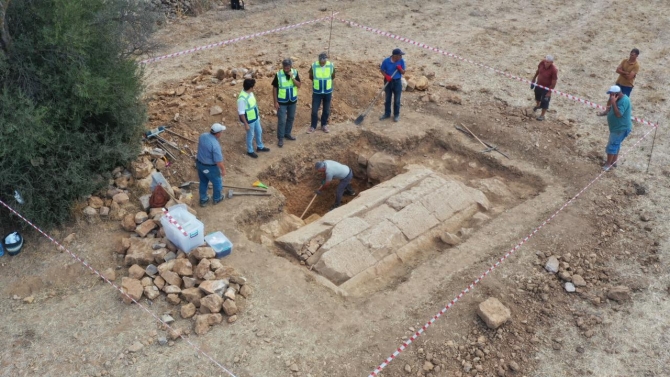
left=0, top=0, right=157, bottom=229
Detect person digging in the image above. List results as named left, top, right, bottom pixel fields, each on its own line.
left=314, top=160, right=356, bottom=211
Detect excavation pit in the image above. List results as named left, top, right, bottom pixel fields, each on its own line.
left=252, top=130, right=544, bottom=295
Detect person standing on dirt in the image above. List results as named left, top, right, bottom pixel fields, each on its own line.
left=196, top=123, right=227, bottom=206
left=273, top=58, right=301, bottom=147
left=597, top=85, right=632, bottom=171
left=615, top=48, right=640, bottom=98
left=530, top=55, right=558, bottom=121
left=238, top=78, right=270, bottom=158
left=314, top=160, right=356, bottom=210
left=379, top=48, right=406, bottom=122
left=307, top=52, right=336, bottom=134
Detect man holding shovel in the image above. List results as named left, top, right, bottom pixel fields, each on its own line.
left=379, top=48, right=406, bottom=122
left=314, top=160, right=356, bottom=210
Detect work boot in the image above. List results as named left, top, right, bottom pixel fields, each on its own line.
left=257, top=147, right=270, bottom=152
left=285, top=135, right=297, bottom=141
left=345, top=189, right=356, bottom=196
left=213, top=197, right=224, bottom=205
left=278, top=139, right=284, bottom=147
left=199, top=199, right=209, bottom=207
left=393, top=115, right=400, bottom=122
left=247, top=152, right=258, bottom=158
left=379, top=114, right=391, bottom=121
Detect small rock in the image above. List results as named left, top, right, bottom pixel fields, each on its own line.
left=239, top=284, right=252, bottom=298
left=23, top=296, right=35, bottom=304
left=134, top=211, right=149, bottom=224
left=210, top=106, right=223, bottom=115
left=166, top=293, right=181, bottom=305
left=143, top=285, right=160, bottom=300
left=127, top=342, right=144, bottom=353
left=83, top=206, right=98, bottom=217
left=222, top=299, right=238, bottom=316
left=135, top=220, right=157, bottom=237
left=121, top=214, right=136, bottom=232
left=228, top=315, right=238, bottom=323
left=508, top=360, right=520, bottom=372
left=404, top=364, right=412, bottom=373
left=120, top=277, right=143, bottom=304
left=181, top=303, right=197, bottom=319
left=572, top=275, right=586, bottom=287
left=113, top=192, right=130, bottom=205
left=289, top=364, right=299, bottom=372
left=158, top=336, right=168, bottom=346
left=423, top=360, right=434, bottom=372
left=545, top=256, right=559, bottom=273
left=439, top=232, right=461, bottom=246
left=564, top=282, right=576, bottom=292
left=161, top=314, right=175, bottom=324
left=146, top=264, right=158, bottom=276
left=477, top=297, right=511, bottom=329
left=63, top=233, right=76, bottom=245
left=607, top=286, right=631, bottom=302
left=88, top=196, right=104, bottom=209
left=128, top=264, right=145, bottom=280
left=99, top=206, right=110, bottom=217
left=101, top=268, right=116, bottom=281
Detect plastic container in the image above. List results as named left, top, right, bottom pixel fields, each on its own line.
left=160, top=204, right=204, bottom=253
left=3, top=232, right=24, bottom=256
left=204, top=231, right=233, bottom=258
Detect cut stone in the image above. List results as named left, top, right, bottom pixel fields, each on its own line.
left=477, top=297, right=511, bottom=329
left=314, top=238, right=377, bottom=285
left=390, top=202, right=440, bottom=240
left=357, top=220, right=407, bottom=261
left=320, top=217, right=370, bottom=252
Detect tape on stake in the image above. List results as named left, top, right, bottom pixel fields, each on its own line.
left=340, top=18, right=659, bottom=129
left=141, top=13, right=338, bottom=65
left=365, top=125, right=657, bottom=376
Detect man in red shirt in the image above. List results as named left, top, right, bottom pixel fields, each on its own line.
left=531, top=55, right=558, bottom=121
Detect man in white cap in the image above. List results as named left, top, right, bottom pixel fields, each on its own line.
left=530, top=55, right=558, bottom=121
left=196, top=123, right=226, bottom=206
left=314, top=160, right=356, bottom=210
left=379, top=48, right=406, bottom=122
left=307, top=52, right=335, bottom=134
left=597, top=85, right=632, bottom=171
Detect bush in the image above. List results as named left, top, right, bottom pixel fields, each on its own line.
left=0, top=0, right=157, bottom=229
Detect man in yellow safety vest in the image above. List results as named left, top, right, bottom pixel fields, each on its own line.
left=272, top=59, right=301, bottom=147
left=238, top=78, right=270, bottom=158
left=307, top=52, right=335, bottom=134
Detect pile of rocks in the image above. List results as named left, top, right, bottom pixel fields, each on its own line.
left=114, top=242, right=250, bottom=335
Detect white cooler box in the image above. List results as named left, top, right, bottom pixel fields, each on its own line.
left=160, top=204, right=204, bottom=253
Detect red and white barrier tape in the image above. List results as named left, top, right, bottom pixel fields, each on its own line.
left=141, top=13, right=338, bottom=65
left=163, top=207, right=188, bottom=237
left=0, top=200, right=238, bottom=377
left=367, top=125, right=658, bottom=377
left=340, top=19, right=659, bottom=129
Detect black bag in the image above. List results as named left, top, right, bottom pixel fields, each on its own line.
left=231, top=0, right=244, bottom=10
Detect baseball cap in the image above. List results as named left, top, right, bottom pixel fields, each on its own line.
left=392, top=48, right=405, bottom=56
left=545, top=55, right=554, bottom=62
left=606, top=85, right=621, bottom=94
left=318, top=52, right=328, bottom=61
left=211, top=123, right=226, bottom=133
left=315, top=161, right=326, bottom=170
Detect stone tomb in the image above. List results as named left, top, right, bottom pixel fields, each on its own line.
left=275, top=167, right=490, bottom=292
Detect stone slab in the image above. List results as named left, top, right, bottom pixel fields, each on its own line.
left=357, top=220, right=407, bottom=261
left=314, top=238, right=377, bottom=285
left=275, top=223, right=331, bottom=256
left=320, top=217, right=370, bottom=252
left=360, top=204, right=397, bottom=224
left=390, top=202, right=440, bottom=240
left=386, top=175, right=450, bottom=210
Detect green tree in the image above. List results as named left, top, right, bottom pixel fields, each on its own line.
left=0, top=0, right=156, bottom=229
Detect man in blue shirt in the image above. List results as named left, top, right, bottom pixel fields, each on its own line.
left=379, top=48, right=406, bottom=122
left=196, top=123, right=227, bottom=206
left=598, top=85, right=633, bottom=171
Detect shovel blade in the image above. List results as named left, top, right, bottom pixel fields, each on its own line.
left=354, top=114, right=365, bottom=125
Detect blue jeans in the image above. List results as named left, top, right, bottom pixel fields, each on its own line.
left=334, top=169, right=354, bottom=207
left=277, top=102, right=296, bottom=139
left=384, top=79, right=402, bottom=117
left=606, top=129, right=631, bottom=155
left=245, top=119, right=265, bottom=153
left=311, top=93, right=332, bottom=129
left=618, top=85, right=633, bottom=97
left=196, top=161, right=223, bottom=204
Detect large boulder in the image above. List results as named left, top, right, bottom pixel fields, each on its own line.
left=367, top=152, right=398, bottom=182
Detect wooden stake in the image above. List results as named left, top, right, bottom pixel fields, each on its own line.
left=646, top=126, right=658, bottom=174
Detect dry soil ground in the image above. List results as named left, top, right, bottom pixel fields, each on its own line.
left=2, top=0, right=670, bottom=376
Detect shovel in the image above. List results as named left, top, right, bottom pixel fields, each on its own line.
left=354, top=69, right=398, bottom=125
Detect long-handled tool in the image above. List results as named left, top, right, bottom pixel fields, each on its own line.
left=180, top=181, right=267, bottom=192
left=165, top=129, right=197, bottom=143
left=455, top=124, right=511, bottom=159
left=354, top=69, right=398, bottom=125
left=227, top=190, right=272, bottom=198
left=301, top=194, right=318, bottom=219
